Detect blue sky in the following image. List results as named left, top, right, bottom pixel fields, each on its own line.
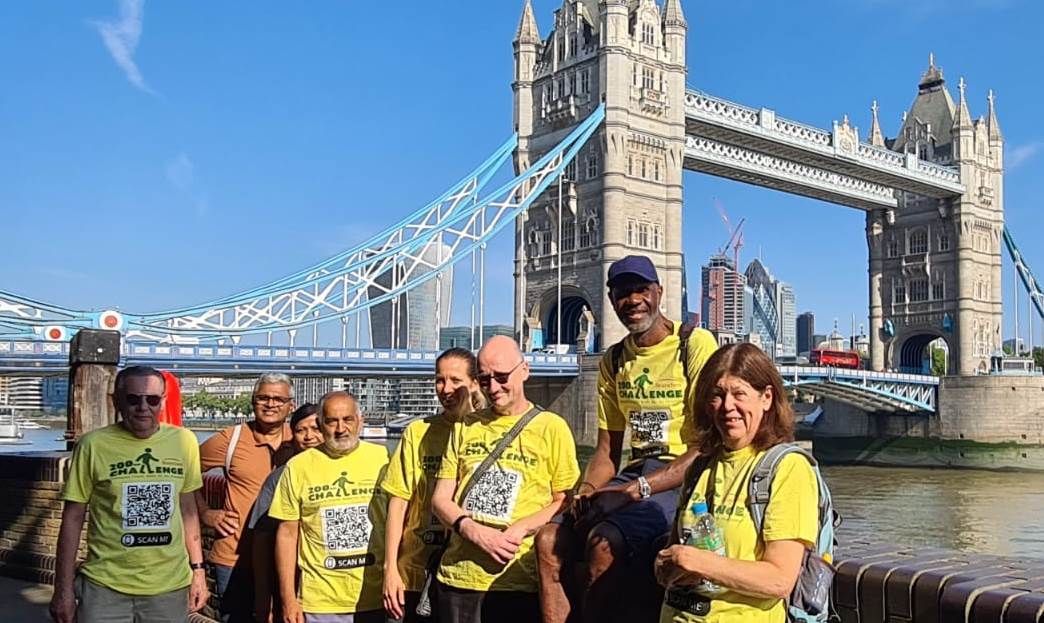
left=1, top=0, right=1041, bottom=342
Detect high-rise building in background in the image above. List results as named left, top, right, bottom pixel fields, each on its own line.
left=439, top=325, right=514, bottom=351
left=370, top=242, right=453, bottom=350
left=5, top=378, right=43, bottom=411
left=744, top=258, right=797, bottom=359
left=797, top=312, right=816, bottom=356
left=702, top=254, right=746, bottom=334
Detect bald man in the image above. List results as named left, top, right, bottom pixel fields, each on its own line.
left=431, top=336, right=580, bottom=623
left=269, top=392, right=389, bottom=623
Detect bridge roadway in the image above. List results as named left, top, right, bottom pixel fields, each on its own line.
left=0, top=338, right=939, bottom=412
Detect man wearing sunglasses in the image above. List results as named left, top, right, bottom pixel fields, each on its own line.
left=431, top=335, right=580, bottom=623
left=50, top=366, right=208, bottom=623
left=198, top=372, right=296, bottom=622
left=535, top=255, right=718, bottom=623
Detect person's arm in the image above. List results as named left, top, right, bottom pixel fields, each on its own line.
left=197, top=430, right=241, bottom=536
left=504, top=490, right=569, bottom=539
left=276, top=520, right=303, bottom=623
left=49, top=501, right=86, bottom=623
left=656, top=538, right=806, bottom=599
left=579, top=429, right=624, bottom=494
left=180, top=491, right=209, bottom=612
left=431, top=477, right=521, bottom=565
left=383, top=496, right=409, bottom=620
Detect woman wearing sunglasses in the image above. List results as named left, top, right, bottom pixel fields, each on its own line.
left=382, top=348, right=487, bottom=622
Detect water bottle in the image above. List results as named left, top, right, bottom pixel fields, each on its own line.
left=681, top=500, right=725, bottom=596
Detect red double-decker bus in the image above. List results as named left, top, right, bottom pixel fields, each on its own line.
left=809, top=349, right=862, bottom=369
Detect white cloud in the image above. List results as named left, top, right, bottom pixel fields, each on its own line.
left=165, top=154, right=194, bottom=191
left=1007, top=143, right=1041, bottom=170
left=91, top=0, right=155, bottom=94
left=165, top=153, right=209, bottom=216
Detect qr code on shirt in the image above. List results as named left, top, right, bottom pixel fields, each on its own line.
left=321, top=504, right=372, bottom=554
left=121, top=482, right=174, bottom=530
left=630, top=410, right=670, bottom=444
left=463, top=467, right=522, bottom=523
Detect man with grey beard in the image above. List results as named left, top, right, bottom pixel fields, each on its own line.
left=270, top=392, right=390, bottom=623
left=534, top=255, right=718, bottom=623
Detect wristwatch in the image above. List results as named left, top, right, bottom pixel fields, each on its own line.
left=637, top=476, right=652, bottom=499
left=189, top=561, right=206, bottom=571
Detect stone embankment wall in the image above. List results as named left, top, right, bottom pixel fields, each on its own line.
left=813, top=375, right=1044, bottom=471
left=525, top=355, right=601, bottom=447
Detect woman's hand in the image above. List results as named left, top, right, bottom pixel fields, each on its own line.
left=655, top=545, right=711, bottom=588
left=383, top=566, right=406, bottom=620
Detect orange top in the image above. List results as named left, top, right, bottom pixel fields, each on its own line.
left=200, top=420, right=293, bottom=567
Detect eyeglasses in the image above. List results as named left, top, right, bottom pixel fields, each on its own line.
left=477, top=360, right=524, bottom=387
left=125, top=394, right=163, bottom=408
left=254, top=395, right=291, bottom=406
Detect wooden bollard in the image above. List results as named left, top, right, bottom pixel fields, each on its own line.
left=65, top=329, right=121, bottom=449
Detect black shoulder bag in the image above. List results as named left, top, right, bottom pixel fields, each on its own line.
left=415, top=404, right=543, bottom=617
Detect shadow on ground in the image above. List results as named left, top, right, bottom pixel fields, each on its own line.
left=0, top=577, right=52, bottom=622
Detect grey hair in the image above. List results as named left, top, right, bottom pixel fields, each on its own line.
left=317, top=391, right=359, bottom=422
left=252, top=373, right=294, bottom=398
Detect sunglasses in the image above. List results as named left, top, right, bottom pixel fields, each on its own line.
left=477, top=360, right=525, bottom=387
left=125, top=394, right=163, bottom=407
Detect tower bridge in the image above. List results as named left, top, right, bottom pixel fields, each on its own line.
left=0, top=0, right=1040, bottom=430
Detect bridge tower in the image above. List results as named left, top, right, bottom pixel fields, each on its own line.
left=867, top=57, right=1004, bottom=375
left=513, top=0, right=687, bottom=351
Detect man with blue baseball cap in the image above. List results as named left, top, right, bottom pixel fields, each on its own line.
left=535, top=255, right=718, bottom=623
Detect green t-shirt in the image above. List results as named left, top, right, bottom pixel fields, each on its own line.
left=62, top=423, right=203, bottom=595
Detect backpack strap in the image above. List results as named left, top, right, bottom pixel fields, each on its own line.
left=224, top=423, right=244, bottom=476
left=609, top=341, right=625, bottom=377
left=677, top=321, right=696, bottom=384
left=671, top=453, right=713, bottom=542
left=747, top=443, right=812, bottom=536
left=457, top=404, right=543, bottom=505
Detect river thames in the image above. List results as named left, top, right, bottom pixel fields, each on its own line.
left=6, top=424, right=1043, bottom=560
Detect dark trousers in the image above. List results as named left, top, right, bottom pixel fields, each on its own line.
left=435, top=582, right=540, bottom=623
left=214, top=563, right=255, bottom=623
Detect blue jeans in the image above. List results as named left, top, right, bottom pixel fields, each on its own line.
left=214, top=563, right=255, bottom=623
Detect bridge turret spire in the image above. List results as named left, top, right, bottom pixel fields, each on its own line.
left=514, top=0, right=540, bottom=44
left=987, top=89, right=1003, bottom=142
left=953, top=77, right=973, bottom=130
left=663, top=0, right=686, bottom=27
left=868, top=100, right=886, bottom=147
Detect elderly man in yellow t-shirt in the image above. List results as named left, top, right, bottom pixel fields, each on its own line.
left=270, top=391, right=389, bottom=623
left=535, top=255, right=718, bottom=623
left=431, top=335, right=581, bottom=623
left=50, top=366, right=208, bottom=623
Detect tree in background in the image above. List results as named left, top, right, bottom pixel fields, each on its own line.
left=1035, top=347, right=1044, bottom=371
left=931, top=347, right=947, bottom=376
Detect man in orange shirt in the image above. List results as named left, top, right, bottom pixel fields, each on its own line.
left=197, top=372, right=295, bottom=622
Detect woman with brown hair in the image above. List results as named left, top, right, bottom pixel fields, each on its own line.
left=654, top=343, right=820, bottom=623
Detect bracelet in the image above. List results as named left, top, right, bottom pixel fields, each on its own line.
left=452, top=514, right=470, bottom=534
left=577, top=481, right=597, bottom=494
left=189, top=562, right=205, bottom=571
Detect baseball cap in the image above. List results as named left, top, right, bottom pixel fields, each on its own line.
left=607, top=255, right=659, bottom=287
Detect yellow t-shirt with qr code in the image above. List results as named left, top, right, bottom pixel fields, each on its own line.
left=61, top=423, right=203, bottom=596
left=381, top=413, right=454, bottom=591
left=598, top=321, right=718, bottom=461
left=436, top=406, right=580, bottom=592
left=269, top=442, right=389, bottom=614
left=660, top=446, right=819, bottom=623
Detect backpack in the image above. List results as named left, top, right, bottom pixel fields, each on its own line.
left=609, top=322, right=697, bottom=381
left=677, top=443, right=840, bottom=622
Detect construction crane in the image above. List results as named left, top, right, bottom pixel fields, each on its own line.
left=715, top=198, right=746, bottom=271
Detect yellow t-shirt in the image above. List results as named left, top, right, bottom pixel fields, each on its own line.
left=660, top=446, right=819, bottom=623
left=269, top=442, right=390, bottom=614
left=61, top=423, right=203, bottom=596
left=598, top=322, right=718, bottom=460
left=381, top=413, right=454, bottom=591
left=435, top=406, right=580, bottom=592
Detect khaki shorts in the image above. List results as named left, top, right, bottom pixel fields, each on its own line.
left=75, top=575, right=189, bottom=623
